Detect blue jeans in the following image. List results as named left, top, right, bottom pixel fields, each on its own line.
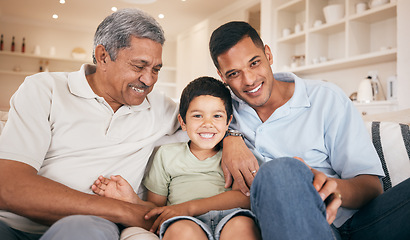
left=0, top=215, right=120, bottom=240
left=251, top=157, right=410, bottom=240
left=338, top=177, right=410, bottom=239
left=250, top=158, right=336, bottom=240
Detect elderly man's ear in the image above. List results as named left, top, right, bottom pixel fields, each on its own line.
left=95, top=45, right=109, bottom=68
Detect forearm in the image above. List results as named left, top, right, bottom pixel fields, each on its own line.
left=335, top=174, right=382, bottom=209
left=0, top=160, right=153, bottom=229
left=185, top=190, right=250, bottom=217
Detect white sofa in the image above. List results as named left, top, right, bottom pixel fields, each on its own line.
left=0, top=109, right=409, bottom=239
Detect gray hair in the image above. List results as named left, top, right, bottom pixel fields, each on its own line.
left=92, top=8, right=165, bottom=64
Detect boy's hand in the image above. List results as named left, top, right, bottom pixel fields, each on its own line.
left=144, top=204, right=191, bottom=234
left=91, top=175, right=140, bottom=204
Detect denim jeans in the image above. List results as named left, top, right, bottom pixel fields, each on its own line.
left=250, top=157, right=336, bottom=240
left=251, top=157, right=410, bottom=240
left=338, top=177, right=410, bottom=240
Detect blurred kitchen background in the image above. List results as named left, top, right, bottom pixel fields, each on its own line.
left=0, top=0, right=409, bottom=116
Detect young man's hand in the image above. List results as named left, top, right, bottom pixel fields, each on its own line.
left=221, top=135, right=259, bottom=196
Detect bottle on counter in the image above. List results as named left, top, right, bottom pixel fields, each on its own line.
left=39, top=60, right=43, bottom=72
left=21, top=38, right=25, bottom=53
left=11, top=36, right=15, bottom=52
left=0, top=34, right=3, bottom=51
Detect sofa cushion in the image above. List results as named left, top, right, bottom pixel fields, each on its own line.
left=365, top=121, right=410, bottom=191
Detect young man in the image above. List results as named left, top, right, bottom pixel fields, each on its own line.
left=210, top=21, right=410, bottom=239
left=93, top=77, right=260, bottom=240
left=92, top=76, right=261, bottom=240
left=0, top=9, right=180, bottom=240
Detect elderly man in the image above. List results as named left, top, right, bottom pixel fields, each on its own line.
left=0, top=8, right=179, bottom=240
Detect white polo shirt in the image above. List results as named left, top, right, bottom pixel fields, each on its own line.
left=0, top=64, right=180, bottom=234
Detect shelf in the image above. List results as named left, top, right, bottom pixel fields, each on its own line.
left=309, top=20, right=345, bottom=34
left=277, top=0, right=305, bottom=12
left=349, top=2, right=396, bottom=23
left=274, top=0, right=397, bottom=76
left=0, top=70, right=34, bottom=76
left=0, top=51, right=92, bottom=63
left=290, top=48, right=396, bottom=75
left=277, top=32, right=305, bottom=43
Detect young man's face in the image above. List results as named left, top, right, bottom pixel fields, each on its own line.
left=217, top=37, right=275, bottom=109
left=101, top=36, right=163, bottom=110
left=178, top=95, right=231, bottom=153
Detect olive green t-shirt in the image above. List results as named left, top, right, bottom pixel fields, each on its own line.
left=143, top=142, right=228, bottom=206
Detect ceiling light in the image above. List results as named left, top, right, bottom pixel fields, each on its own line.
left=60, top=0, right=65, bottom=4
left=119, top=0, right=157, bottom=4
left=158, top=14, right=164, bottom=19
left=52, top=14, right=59, bottom=19
left=111, top=7, right=118, bottom=12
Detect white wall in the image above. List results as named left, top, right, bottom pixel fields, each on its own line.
left=175, top=0, right=260, bottom=97
left=397, top=0, right=410, bottom=110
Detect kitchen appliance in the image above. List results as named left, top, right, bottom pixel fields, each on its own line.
left=357, top=76, right=373, bottom=103
left=357, top=72, right=386, bottom=102
left=386, top=75, right=397, bottom=100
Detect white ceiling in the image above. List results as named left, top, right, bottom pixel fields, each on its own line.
left=0, top=0, right=239, bottom=41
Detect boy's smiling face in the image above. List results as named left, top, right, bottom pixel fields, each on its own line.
left=178, top=95, right=232, bottom=159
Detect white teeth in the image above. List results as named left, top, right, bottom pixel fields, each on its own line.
left=248, top=83, right=262, bottom=93
left=131, top=86, right=144, bottom=93
left=199, top=133, right=214, bottom=139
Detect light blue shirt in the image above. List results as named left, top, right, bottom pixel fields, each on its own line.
left=230, top=72, right=384, bottom=227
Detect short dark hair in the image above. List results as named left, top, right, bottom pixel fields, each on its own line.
left=179, top=76, right=232, bottom=124
left=209, top=21, right=264, bottom=70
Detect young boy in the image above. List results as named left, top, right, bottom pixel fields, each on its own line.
left=92, top=76, right=261, bottom=240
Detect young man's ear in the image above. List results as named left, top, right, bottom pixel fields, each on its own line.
left=177, top=114, right=187, bottom=131
left=94, top=45, right=110, bottom=69
left=264, top=45, right=274, bottom=65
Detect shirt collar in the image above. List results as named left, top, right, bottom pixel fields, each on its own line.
left=273, top=72, right=311, bottom=108
left=68, top=64, right=98, bottom=99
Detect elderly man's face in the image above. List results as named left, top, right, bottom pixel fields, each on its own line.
left=103, top=36, right=163, bottom=109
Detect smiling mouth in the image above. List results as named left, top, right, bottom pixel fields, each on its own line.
left=128, top=83, right=148, bottom=93
left=246, top=83, right=262, bottom=93
left=199, top=133, right=215, bottom=139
